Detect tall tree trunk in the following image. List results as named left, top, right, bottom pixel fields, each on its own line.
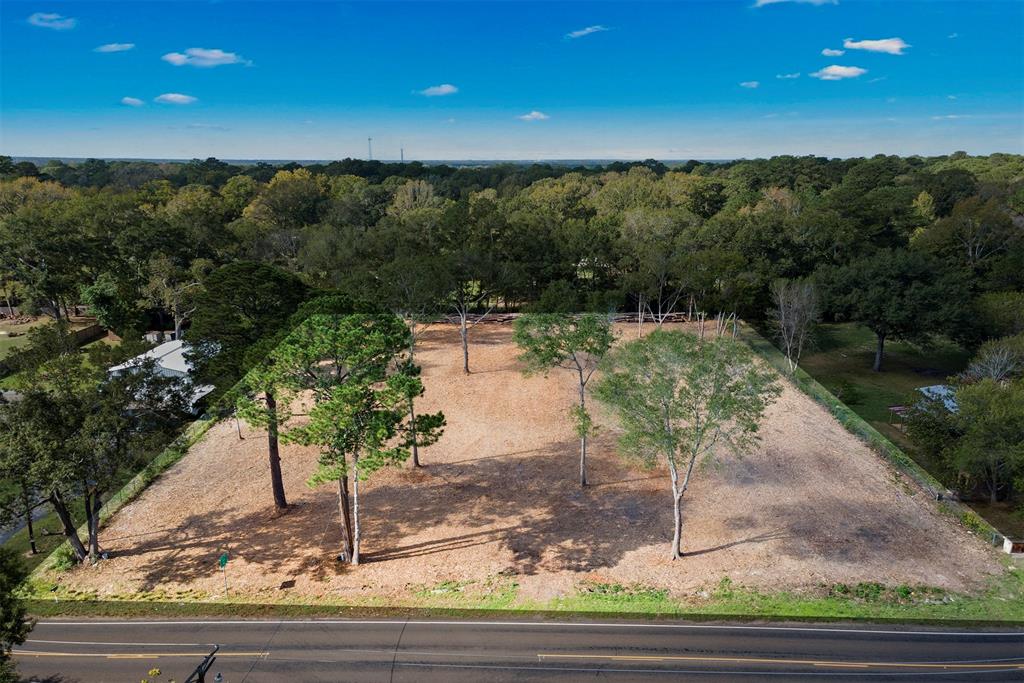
left=668, top=460, right=682, bottom=560
left=668, top=450, right=699, bottom=560
left=352, top=459, right=361, bottom=566
left=50, top=490, right=87, bottom=562
left=578, top=377, right=587, bottom=487
left=337, top=476, right=354, bottom=562
left=173, top=306, right=184, bottom=341
left=460, top=312, right=470, bottom=374
left=85, top=487, right=102, bottom=563
left=409, top=397, right=421, bottom=467
left=873, top=333, right=886, bottom=372
left=22, top=483, right=37, bottom=555
left=408, top=338, right=421, bottom=467
left=265, top=390, right=288, bottom=511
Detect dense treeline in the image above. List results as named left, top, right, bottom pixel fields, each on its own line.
left=2, top=153, right=1021, bottom=360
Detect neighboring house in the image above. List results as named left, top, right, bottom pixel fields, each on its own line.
left=107, top=339, right=214, bottom=412
left=917, top=384, right=959, bottom=413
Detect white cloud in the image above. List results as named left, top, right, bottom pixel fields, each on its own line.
left=948, top=33, right=958, bottom=39
left=776, top=72, right=801, bottom=79
left=821, top=48, right=845, bottom=56
left=518, top=110, right=550, bottom=121
left=931, top=114, right=971, bottom=120
left=27, top=12, right=76, bottom=30
left=418, top=83, right=458, bottom=97
left=120, top=97, right=144, bottom=107
left=95, top=43, right=134, bottom=53
left=843, top=37, right=910, bottom=55
left=566, top=25, right=609, bottom=39
left=162, top=48, right=249, bottom=67
left=155, top=93, right=197, bottom=105
left=947, top=95, right=957, bottom=100
left=810, top=65, right=867, bottom=80
left=740, top=81, right=760, bottom=88
left=754, top=0, right=837, bottom=7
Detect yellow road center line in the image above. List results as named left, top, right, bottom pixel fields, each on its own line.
left=15, top=650, right=268, bottom=659
left=538, top=653, right=1024, bottom=670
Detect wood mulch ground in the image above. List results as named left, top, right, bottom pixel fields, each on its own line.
left=57, top=323, right=1002, bottom=604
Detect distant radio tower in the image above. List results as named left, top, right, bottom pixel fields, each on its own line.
left=400, top=146, right=404, bottom=163
left=367, top=137, right=373, bottom=161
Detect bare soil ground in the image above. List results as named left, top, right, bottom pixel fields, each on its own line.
left=57, top=323, right=1001, bottom=603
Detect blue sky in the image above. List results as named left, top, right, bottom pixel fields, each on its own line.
left=1, top=0, right=1022, bottom=160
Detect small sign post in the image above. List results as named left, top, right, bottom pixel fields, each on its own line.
left=218, top=552, right=228, bottom=596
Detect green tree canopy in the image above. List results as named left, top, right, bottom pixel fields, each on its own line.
left=514, top=313, right=614, bottom=485
left=595, top=331, right=779, bottom=559
left=818, top=249, right=968, bottom=371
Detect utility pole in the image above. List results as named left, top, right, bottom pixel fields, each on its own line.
left=367, top=137, right=373, bottom=161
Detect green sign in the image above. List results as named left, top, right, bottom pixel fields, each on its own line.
left=218, top=552, right=228, bottom=568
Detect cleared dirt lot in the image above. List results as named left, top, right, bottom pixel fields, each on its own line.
left=56, top=323, right=1001, bottom=603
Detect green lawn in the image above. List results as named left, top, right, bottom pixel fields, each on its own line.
left=0, top=319, right=44, bottom=361
left=799, top=324, right=970, bottom=464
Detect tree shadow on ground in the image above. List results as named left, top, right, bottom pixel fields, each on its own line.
left=87, top=422, right=982, bottom=594
left=109, top=498, right=345, bottom=592
left=360, top=436, right=676, bottom=575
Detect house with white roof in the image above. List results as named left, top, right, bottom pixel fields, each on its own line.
left=107, top=339, right=214, bottom=412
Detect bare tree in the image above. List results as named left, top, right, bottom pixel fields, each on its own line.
left=961, top=337, right=1023, bottom=384
left=769, top=278, right=819, bottom=373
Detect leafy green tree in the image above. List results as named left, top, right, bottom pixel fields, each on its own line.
left=187, top=262, right=309, bottom=386
left=235, top=294, right=370, bottom=510
left=514, top=314, right=614, bottom=486
left=5, top=335, right=189, bottom=563
left=80, top=271, right=145, bottom=337
left=272, top=314, right=444, bottom=563
left=949, top=380, right=1024, bottom=503
left=0, top=546, right=31, bottom=683
left=0, top=398, right=43, bottom=555
left=530, top=280, right=578, bottom=313
left=438, top=200, right=501, bottom=374
left=595, top=331, right=779, bottom=559
left=0, top=182, right=86, bottom=319
left=975, top=291, right=1024, bottom=338
left=915, top=197, right=1018, bottom=275
left=818, top=249, right=968, bottom=371
left=909, top=379, right=1024, bottom=504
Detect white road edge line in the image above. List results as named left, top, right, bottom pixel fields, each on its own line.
left=32, top=620, right=1024, bottom=637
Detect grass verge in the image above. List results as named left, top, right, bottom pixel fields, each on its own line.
left=24, top=566, right=1024, bottom=625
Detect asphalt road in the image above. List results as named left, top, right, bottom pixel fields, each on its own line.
left=13, top=618, right=1024, bottom=682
